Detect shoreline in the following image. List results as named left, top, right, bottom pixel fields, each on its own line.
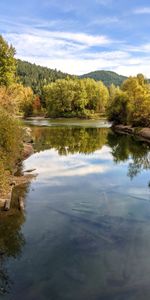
left=112, top=125, right=150, bottom=143
left=24, top=114, right=107, bottom=121
left=0, top=129, right=35, bottom=211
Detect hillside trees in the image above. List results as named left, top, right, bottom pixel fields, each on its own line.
left=17, top=59, right=69, bottom=105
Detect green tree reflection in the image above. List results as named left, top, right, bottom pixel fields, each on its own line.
left=32, top=126, right=150, bottom=180
left=0, top=183, right=30, bottom=295
left=107, top=131, right=150, bottom=179
left=32, top=126, right=109, bottom=155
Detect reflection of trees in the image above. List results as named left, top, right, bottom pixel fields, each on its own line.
left=107, top=131, right=150, bottom=179
left=32, top=126, right=109, bottom=155
left=0, top=182, right=30, bottom=295
left=32, top=126, right=150, bottom=180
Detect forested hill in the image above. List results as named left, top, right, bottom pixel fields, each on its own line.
left=17, top=60, right=128, bottom=95
left=80, top=70, right=127, bottom=86
left=16, top=59, right=69, bottom=96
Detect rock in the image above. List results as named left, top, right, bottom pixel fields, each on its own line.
left=23, top=127, right=33, bottom=143
left=23, top=143, right=34, bottom=160
left=138, top=128, right=150, bottom=140
left=113, top=125, right=134, bottom=134
left=113, top=125, right=150, bottom=143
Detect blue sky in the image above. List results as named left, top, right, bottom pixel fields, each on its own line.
left=1, top=0, right=150, bottom=76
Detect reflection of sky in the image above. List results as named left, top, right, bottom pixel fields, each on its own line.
left=24, top=144, right=150, bottom=201
left=24, top=118, right=111, bottom=128
left=5, top=134, right=150, bottom=300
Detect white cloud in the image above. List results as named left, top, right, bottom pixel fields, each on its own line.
left=114, top=63, right=150, bottom=78
left=25, top=148, right=112, bottom=184
left=133, top=7, right=150, bottom=14
left=3, top=23, right=150, bottom=77
left=4, top=30, right=112, bottom=61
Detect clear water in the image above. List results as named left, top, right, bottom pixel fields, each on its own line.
left=0, top=119, right=150, bottom=300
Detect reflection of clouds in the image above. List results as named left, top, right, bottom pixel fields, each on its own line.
left=94, top=146, right=112, bottom=160
left=24, top=147, right=112, bottom=183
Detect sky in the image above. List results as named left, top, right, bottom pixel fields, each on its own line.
left=1, top=0, right=150, bottom=76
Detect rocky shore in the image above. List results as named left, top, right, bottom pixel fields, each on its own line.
left=113, top=125, right=150, bottom=143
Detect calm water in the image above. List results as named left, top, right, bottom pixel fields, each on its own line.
left=0, top=119, right=150, bottom=300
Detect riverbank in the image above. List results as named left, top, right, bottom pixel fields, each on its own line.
left=0, top=128, right=35, bottom=211
left=25, top=113, right=106, bottom=121
left=113, top=125, right=150, bottom=143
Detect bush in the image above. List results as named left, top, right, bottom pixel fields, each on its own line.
left=0, top=108, right=23, bottom=195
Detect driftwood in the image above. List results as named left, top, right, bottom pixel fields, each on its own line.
left=4, top=182, right=16, bottom=211
left=24, top=168, right=36, bottom=173
left=18, top=197, right=25, bottom=211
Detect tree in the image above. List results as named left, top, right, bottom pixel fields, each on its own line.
left=44, top=77, right=109, bottom=118
left=0, top=35, right=16, bottom=86
left=0, top=83, right=34, bottom=116
left=108, top=74, right=150, bottom=127
left=0, top=108, right=23, bottom=195
left=107, top=90, right=129, bottom=124
left=122, top=75, right=150, bottom=126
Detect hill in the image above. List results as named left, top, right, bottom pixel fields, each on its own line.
left=16, top=60, right=128, bottom=96
left=16, top=59, right=70, bottom=96
left=80, top=70, right=127, bottom=86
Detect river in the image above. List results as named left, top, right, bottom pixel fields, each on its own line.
left=0, top=119, right=150, bottom=300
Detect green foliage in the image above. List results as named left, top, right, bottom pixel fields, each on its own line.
left=44, top=77, right=109, bottom=118
left=0, top=108, right=23, bottom=195
left=0, top=35, right=16, bottom=86
left=107, top=90, right=129, bottom=124
left=0, top=36, right=28, bottom=196
left=16, top=59, right=69, bottom=106
left=80, top=70, right=127, bottom=86
left=0, top=83, right=34, bottom=116
left=107, top=131, right=150, bottom=179
left=107, top=74, right=150, bottom=127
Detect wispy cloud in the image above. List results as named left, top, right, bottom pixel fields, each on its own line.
left=133, top=7, right=150, bottom=14
left=4, top=27, right=150, bottom=77
left=25, top=147, right=111, bottom=183
left=2, top=1, right=150, bottom=78
left=4, top=29, right=112, bottom=60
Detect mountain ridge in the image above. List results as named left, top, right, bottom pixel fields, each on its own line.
left=80, top=70, right=127, bottom=86
left=17, top=59, right=128, bottom=93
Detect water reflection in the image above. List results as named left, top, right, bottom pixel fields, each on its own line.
left=31, top=126, right=150, bottom=179
left=107, top=131, right=150, bottom=179
left=1, top=122, right=150, bottom=300
left=0, top=183, right=30, bottom=295
left=32, top=126, right=109, bottom=155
